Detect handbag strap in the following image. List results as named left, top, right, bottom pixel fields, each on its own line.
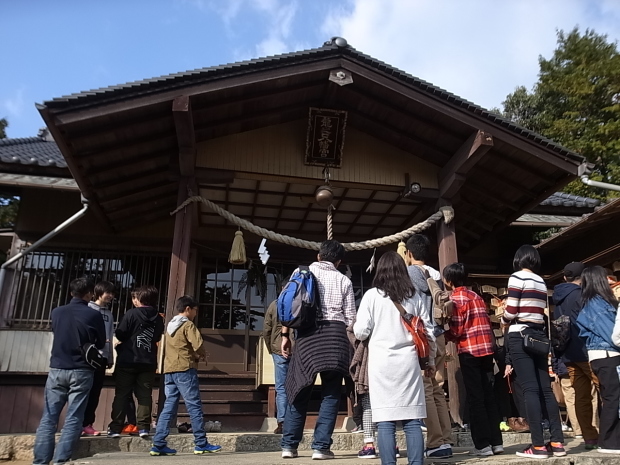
left=392, top=300, right=408, bottom=317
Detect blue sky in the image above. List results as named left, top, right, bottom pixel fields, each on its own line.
left=2, top=0, right=619, bottom=138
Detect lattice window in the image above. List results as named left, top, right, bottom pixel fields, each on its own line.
left=5, top=249, right=169, bottom=329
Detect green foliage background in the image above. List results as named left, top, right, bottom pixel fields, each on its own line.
left=501, top=28, right=620, bottom=201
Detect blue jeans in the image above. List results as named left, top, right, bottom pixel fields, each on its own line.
left=281, top=370, right=343, bottom=451
left=377, top=419, right=423, bottom=465
left=153, top=369, right=207, bottom=448
left=272, top=354, right=290, bottom=423
left=33, top=368, right=94, bottom=464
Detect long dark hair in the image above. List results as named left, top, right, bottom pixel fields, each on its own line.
left=372, top=251, right=416, bottom=303
left=581, top=265, right=619, bottom=308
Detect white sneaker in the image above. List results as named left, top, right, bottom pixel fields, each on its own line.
left=282, top=449, right=299, bottom=458
left=312, top=450, right=335, bottom=460
left=470, top=446, right=493, bottom=456
left=492, top=445, right=504, bottom=455
left=598, top=448, right=620, bottom=454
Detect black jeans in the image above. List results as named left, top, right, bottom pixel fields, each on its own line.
left=109, top=365, right=155, bottom=432
left=590, top=355, right=620, bottom=450
left=82, top=360, right=107, bottom=427
left=507, top=332, right=564, bottom=446
left=459, top=353, right=503, bottom=450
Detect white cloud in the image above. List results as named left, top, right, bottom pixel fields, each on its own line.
left=2, top=88, right=26, bottom=118
left=321, top=0, right=620, bottom=110
left=190, top=0, right=299, bottom=58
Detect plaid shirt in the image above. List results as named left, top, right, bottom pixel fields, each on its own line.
left=445, top=287, right=495, bottom=357
left=308, top=261, right=356, bottom=327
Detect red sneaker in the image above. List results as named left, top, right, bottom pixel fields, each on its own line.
left=121, top=424, right=138, bottom=435
left=82, top=425, right=101, bottom=436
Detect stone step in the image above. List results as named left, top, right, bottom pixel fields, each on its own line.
left=0, top=431, right=593, bottom=462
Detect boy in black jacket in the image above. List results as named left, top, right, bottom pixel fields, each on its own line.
left=108, top=285, right=164, bottom=438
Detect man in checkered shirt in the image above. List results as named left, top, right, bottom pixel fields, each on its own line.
left=280, top=240, right=356, bottom=460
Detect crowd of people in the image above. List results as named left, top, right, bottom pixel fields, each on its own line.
left=268, top=238, right=620, bottom=464
left=31, top=281, right=221, bottom=465
left=30, top=235, right=620, bottom=464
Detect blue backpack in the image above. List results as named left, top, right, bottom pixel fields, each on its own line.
left=276, top=265, right=321, bottom=331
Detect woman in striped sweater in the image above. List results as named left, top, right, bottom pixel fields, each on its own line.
left=502, top=245, right=565, bottom=459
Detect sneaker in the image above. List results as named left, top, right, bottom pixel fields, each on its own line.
left=358, top=446, right=377, bottom=459
left=597, top=448, right=620, bottom=454
left=350, top=425, right=364, bottom=433
left=82, top=425, right=100, bottom=436
left=440, top=444, right=453, bottom=457
left=194, top=443, right=222, bottom=454
left=150, top=445, right=177, bottom=456
left=138, top=429, right=150, bottom=438
left=395, top=447, right=401, bottom=458
left=312, top=449, right=335, bottom=460
left=492, top=445, right=504, bottom=455
left=561, top=422, right=569, bottom=432
left=585, top=439, right=598, bottom=450
left=107, top=430, right=121, bottom=438
left=426, top=447, right=451, bottom=458
left=546, top=442, right=566, bottom=457
left=282, top=449, right=299, bottom=458
left=470, top=446, right=493, bottom=456
left=121, top=424, right=137, bottom=435
left=499, top=421, right=511, bottom=432
left=515, top=445, right=549, bottom=459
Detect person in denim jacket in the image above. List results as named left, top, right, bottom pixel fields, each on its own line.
left=576, top=266, right=620, bottom=455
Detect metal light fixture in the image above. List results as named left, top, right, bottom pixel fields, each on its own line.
left=409, top=182, right=421, bottom=194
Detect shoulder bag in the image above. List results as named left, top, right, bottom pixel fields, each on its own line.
left=393, top=301, right=431, bottom=370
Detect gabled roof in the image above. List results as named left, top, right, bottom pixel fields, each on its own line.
left=37, top=37, right=586, bottom=246
left=43, top=38, right=581, bottom=163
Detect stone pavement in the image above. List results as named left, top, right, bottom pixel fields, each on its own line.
left=2, top=433, right=620, bottom=464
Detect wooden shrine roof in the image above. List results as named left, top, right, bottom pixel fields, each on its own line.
left=36, top=37, right=587, bottom=250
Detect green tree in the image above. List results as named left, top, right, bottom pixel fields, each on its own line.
left=0, top=118, right=7, bottom=139
left=501, top=28, right=620, bottom=200
left=0, top=196, right=19, bottom=228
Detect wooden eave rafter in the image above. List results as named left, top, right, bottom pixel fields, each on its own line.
left=439, top=130, right=494, bottom=199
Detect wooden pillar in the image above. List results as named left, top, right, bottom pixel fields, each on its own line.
left=436, top=199, right=465, bottom=425
left=165, top=178, right=195, bottom=321
left=157, top=95, right=197, bottom=425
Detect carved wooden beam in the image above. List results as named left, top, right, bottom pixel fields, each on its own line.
left=173, top=95, right=196, bottom=177
left=439, top=130, right=494, bottom=199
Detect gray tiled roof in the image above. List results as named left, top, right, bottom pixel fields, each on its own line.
left=0, top=136, right=67, bottom=168
left=41, top=38, right=583, bottom=163
left=539, top=192, right=601, bottom=208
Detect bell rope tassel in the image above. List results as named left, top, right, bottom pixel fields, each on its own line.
left=397, top=241, right=407, bottom=262
left=229, top=230, right=247, bottom=265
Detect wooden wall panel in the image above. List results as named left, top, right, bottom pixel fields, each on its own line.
left=197, top=120, right=439, bottom=188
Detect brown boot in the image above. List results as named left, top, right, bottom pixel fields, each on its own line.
left=274, top=422, right=283, bottom=434
left=513, top=417, right=530, bottom=433
left=507, top=417, right=518, bottom=431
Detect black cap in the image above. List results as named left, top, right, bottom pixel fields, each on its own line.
left=563, top=262, right=585, bottom=279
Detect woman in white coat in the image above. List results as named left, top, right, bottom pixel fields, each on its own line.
left=354, top=251, right=435, bottom=465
